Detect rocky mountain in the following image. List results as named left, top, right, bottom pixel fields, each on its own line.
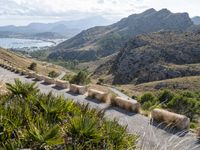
left=0, top=16, right=112, bottom=39
left=94, top=31, right=200, bottom=84
left=49, top=8, right=193, bottom=62
left=192, top=16, right=200, bottom=25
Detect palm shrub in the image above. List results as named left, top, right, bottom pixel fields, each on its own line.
left=0, top=80, right=137, bottom=149
left=6, top=79, right=39, bottom=98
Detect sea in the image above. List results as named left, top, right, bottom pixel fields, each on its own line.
left=0, top=38, right=64, bottom=51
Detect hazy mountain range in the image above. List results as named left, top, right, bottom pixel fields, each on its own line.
left=0, top=16, right=113, bottom=39
left=192, top=16, right=200, bottom=25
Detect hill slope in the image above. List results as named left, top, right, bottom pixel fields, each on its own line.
left=192, top=16, right=200, bottom=25
left=49, top=8, right=193, bottom=62
left=0, top=48, right=69, bottom=76
left=94, top=31, right=200, bottom=84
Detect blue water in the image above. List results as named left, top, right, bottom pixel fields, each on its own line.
left=0, top=38, right=62, bottom=50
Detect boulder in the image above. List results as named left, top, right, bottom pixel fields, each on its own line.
left=70, top=84, right=87, bottom=94
left=114, top=97, right=140, bottom=113
left=151, top=108, right=190, bottom=130
left=55, top=79, right=69, bottom=89
left=88, top=89, right=111, bottom=103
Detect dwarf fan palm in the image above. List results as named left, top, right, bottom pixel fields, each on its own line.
left=6, top=79, right=39, bottom=99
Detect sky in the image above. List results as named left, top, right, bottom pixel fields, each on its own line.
left=0, top=0, right=200, bottom=26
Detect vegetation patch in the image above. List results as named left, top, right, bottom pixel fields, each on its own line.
left=139, top=90, right=200, bottom=125
left=63, top=70, right=91, bottom=85
left=0, top=79, right=137, bottom=149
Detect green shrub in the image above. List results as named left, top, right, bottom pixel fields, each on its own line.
left=97, top=78, right=104, bottom=85
left=28, top=62, right=37, bottom=71
left=71, top=71, right=91, bottom=85
left=167, top=95, right=200, bottom=121
left=48, top=71, right=59, bottom=78
left=140, top=93, right=155, bottom=104
left=140, top=93, right=157, bottom=110
left=158, top=90, right=174, bottom=103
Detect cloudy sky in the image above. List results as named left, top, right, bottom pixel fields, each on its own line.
left=0, top=0, right=200, bottom=26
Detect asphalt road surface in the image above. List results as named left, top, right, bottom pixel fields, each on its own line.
left=0, top=67, right=199, bottom=150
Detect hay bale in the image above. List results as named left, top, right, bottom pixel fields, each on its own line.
left=151, top=108, right=190, bottom=130
left=88, top=89, right=111, bottom=103
left=44, top=76, right=55, bottom=84
left=70, top=84, right=87, bottom=94
left=114, top=97, right=140, bottom=113
left=55, top=79, right=69, bottom=89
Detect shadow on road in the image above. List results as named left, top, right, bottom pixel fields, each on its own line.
left=66, top=91, right=80, bottom=96
left=40, top=82, right=53, bottom=86
left=52, top=85, right=65, bottom=90
left=104, top=105, right=137, bottom=116
left=84, top=97, right=102, bottom=104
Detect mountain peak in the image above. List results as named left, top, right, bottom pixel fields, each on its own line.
left=158, top=8, right=171, bottom=14
left=141, top=8, right=156, bottom=14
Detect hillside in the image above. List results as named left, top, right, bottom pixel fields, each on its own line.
left=49, top=8, right=193, bottom=62
left=192, top=16, right=200, bottom=25
left=117, top=76, right=200, bottom=97
left=94, top=31, right=200, bottom=84
left=0, top=48, right=70, bottom=76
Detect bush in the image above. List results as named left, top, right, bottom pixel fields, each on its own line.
left=28, top=62, right=37, bottom=71
left=158, top=90, right=174, bottom=103
left=140, top=93, right=155, bottom=104
left=140, top=93, right=157, bottom=110
left=48, top=71, right=59, bottom=78
left=167, top=95, right=200, bottom=121
left=97, top=78, right=104, bottom=85
left=71, top=71, right=91, bottom=85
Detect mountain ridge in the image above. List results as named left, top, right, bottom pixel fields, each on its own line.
left=93, top=31, right=200, bottom=84
left=49, top=8, right=193, bottom=62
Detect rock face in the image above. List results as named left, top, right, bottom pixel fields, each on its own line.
left=94, top=31, right=200, bottom=84
left=49, top=9, right=193, bottom=62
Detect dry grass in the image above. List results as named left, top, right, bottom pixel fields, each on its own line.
left=0, top=48, right=70, bottom=76
left=0, top=81, right=8, bottom=95
left=118, top=76, right=200, bottom=97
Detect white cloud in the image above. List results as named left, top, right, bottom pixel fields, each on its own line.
left=0, top=0, right=200, bottom=25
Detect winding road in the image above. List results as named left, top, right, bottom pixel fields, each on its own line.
left=0, top=67, right=199, bottom=150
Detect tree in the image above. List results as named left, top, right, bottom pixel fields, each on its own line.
left=28, top=62, right=37, bottom=71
